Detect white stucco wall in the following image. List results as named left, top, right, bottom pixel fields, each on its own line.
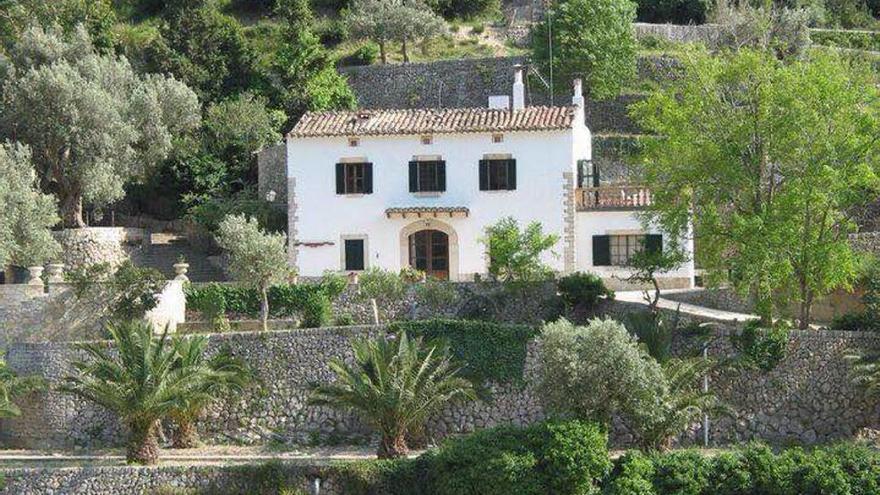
left=575, top=210, right=695, bottom=289
left=288, top=123, right=587, bottom=280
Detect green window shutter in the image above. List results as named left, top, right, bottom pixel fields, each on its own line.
left=593, top=235, right=610, bottom=266
left=363, top=163, right=373, bottom=194
left=646, top=234, right=663, bottom=255
left=506, top=159, right=517, bottom=190
left=335, top=163, right=345, bottom=194
left=437, top=161, right=446, bottom=191
left=409, top=161, right=418, bottom=192
left=344, top=239, right=365, bottom=271
left=479, top=160, right=489, bottom=190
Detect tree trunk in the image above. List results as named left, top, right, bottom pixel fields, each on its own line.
left=377, top=431, right=408, bottom=459
left=379, top=41, right=387, bottom=64
left=171, top=415, right=200, bottom=449
left=260, top=285, right=269, bottom=332
left=60, top=192, right=86, bottom=228
left=401, top=38, right=409, bottom=63
left=799, top=287, right=813, bottom=330
left=127, top=420, right=160, bottom=465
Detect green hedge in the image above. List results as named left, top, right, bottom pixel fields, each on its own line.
left=331, top=433, right=880, bottom=495
left=812, top=29, right=880, bottom=52
left=388, top=319, right=538, bottom=384
left=335, top=420, right=611, bottom=495
left=185, top=280, right=346, bottom=327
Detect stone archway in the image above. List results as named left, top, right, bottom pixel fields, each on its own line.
left=399, top=219, right=460, bottom=281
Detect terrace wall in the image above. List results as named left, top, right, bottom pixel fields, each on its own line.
left=3, top=305, right=878, bottom=451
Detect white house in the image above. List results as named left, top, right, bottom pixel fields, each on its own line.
left=286, top=68, right=693, bottom=289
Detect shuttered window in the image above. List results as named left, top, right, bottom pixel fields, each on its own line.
left=593, top=234, right=663, bottom=267
left=408, top=160, right=446, bottom=192
left=344, top=239, right=365, bottom=271
left=478, top=159, right=516, bottom=191
left=335, top=162, right=373, bottom=194
left=577, top=159, right=599, bottom=188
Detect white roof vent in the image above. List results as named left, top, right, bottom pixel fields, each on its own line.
left=488, top=95, right=510, bottom=110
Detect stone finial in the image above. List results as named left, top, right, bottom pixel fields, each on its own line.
left=26, top=266, right=45, bottom=287
left=46, top=263, right=65, bottom=284
left=173, top=262, right=190, bottom=282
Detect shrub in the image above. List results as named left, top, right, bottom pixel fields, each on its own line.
left=481, top=217, right=559, bottom=282
left=389, top=319, right=537, bottom=384
left=430, top=0, right=499, bottom=19
left=340, top=43, right=379, bottom=66
left=603, top=451, right=655, bottom=495
left=66, top=261, right=166, bottom=322
left=358, top=267, right=407, bottom=302
left=186, top=282, right=339, bottom=327
left=731, top=319, right=790, bottom=371
left=831, top=311, right=876, bottom=331
left=650, top=450, right=711, bottom=495
left=557, top=272, right=613, bottom=309
left=636, top=0, right=710, bottom=24
left=812, top=29, right=880, bottom=52
left=539, top=318, right=666, bottom=428
left=413, top=278, right=459, bottom=314
left=427, top=420, right=611, bottom=495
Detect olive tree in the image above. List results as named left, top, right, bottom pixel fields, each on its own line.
left=347, top=0, right=446, bottom=64
left=215, top=214, right=290, bottom=331
left=481, top=217, right=559, bottom=282
left=0, top=142, right=59, bottom=268
left=1, top=25, right=200, bottom=228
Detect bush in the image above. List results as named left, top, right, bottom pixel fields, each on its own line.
left=185, top=281, right=341, bottom=326
left=429, top=0, right=499, bottom=19
left=731, top=319, right=790, bottom=371
left=388, top=319, right=537, bottom=384
left=358, top=267, right=407, bottom=302
left=340, top=43, right=379, bottom=66
left=830, top=311, right=877, bottom=331
left=539, top=318, right=666, bottom=428
left=636, top=0, right=710, bottom=24
left=811, top=29, right=880, bottom=52
left=427, top=420, right=610, bottom=495
left=557, top=272, right=613, bottom=309
left=603, top=451, right=655, bottom=495
left=651, top=450, right=711, bottom=495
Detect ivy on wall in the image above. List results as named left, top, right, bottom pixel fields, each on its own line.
left=388, top=319, right=538, bottom=385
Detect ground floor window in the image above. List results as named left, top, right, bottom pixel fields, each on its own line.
left=593, top=234, right=662, bottom=266
left=344, top=238, right=365, bottom=271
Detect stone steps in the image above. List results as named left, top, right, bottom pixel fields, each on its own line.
left=128, top=236, right=226, bottom=282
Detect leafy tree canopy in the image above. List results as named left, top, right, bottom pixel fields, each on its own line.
left=0, top=0, right=116, bottom=51
left=632, top=48, right=880, bottom=327
left=1, top=25, right=201, bottom=227
left=346, top=0, right=447, bottom=64
left=481, top=217, right=559, bottom=282
left=0, top=142, right=59, bottom=267
left=532, top=0, right=638, bottom=100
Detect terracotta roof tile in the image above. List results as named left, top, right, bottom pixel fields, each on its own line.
left=288, top=106, right=578, bottom=138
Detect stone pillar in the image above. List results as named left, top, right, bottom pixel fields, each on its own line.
left=26, top=266, right=44, bottom=287
left=173, top=262, right=190, bottom=282
left=45, top=263, right=65, bottom=284
left=287, top=176, right=298, bottom=271
left=561, top=171, right=577, bottom=274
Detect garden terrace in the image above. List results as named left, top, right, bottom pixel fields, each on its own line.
left=576, top=185, right=653, bottom=211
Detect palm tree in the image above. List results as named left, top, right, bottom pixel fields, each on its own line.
left=846, top=350, right=880, bottom=398
left=60, top=321, right=218, bottom=465
left=0, top=356, right=44, bottom=418
left=310, top=332, right=476, bottom=459
left=168, top=337, right=250, bottom=449
left=637, top=357, right=729, bottom=451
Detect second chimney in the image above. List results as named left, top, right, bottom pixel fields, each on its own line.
left=512, top=65, right=525, bottom=111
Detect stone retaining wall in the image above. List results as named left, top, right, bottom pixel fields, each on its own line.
left=52, top=227, right=137, bottom=270
left=3, top=312, right=879, bottom=451
left=0, top=462, right=340, bottom=495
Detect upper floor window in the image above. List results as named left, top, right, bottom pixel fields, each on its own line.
left=577, top=159, right=599, bottom=188
left=592, top=234, right=662, bottom=266
left=479, top=159, right=517, bottom=191
left=409, top=160, right=446, bottom=193
left=335, top=162, right=373, bottom=194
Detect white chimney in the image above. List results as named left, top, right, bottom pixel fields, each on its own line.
left=512, top=65, right=525, bottom=111
left=572, top=78, right=584, bottom=108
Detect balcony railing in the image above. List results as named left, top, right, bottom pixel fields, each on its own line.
left=576, top=186, right=652, bottom=211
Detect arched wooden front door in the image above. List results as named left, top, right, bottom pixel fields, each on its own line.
left=408, top=230, right=449, bottom=280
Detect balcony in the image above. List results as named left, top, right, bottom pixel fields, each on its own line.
left=576, top=185, right=652, bottom=211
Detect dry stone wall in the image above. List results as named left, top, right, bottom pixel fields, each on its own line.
left=0, top=463, right=340, bottom=495
left=3, top=309, right=879, bottom=451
